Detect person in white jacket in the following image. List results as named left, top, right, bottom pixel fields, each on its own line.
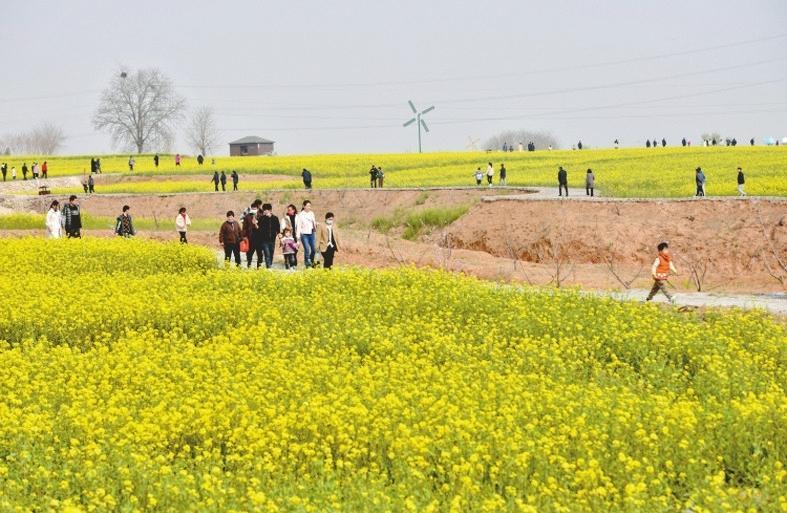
left=45, top=200, right=62, bottom=239
left=295, top=200, right=317, bottom=267
left=175, top=207, right=191, bottom=243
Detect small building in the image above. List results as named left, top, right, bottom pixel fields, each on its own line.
left=229, top=136, right=275, bottom=156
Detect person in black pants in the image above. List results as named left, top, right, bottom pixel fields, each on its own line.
left=258, top=203, right=280, bottom=269
left=243, top=200, right=263, bottom=267
left=317, top=212, right=340, bottom=269
left=219, top=211, right=242, bottom=266
left=558, top=166, right=568, bottom=197
left=231, top=170, right=239, bottom=191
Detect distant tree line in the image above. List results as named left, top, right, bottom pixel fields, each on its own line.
left=485, top=130, right=560, bottom=151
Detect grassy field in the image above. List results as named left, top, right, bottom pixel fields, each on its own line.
left=2, top=146, right=786, bottom=197
left=0, top=238, right=785, bottom=512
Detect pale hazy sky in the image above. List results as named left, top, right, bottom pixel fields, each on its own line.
left=2, top=0, right=786, bottom=155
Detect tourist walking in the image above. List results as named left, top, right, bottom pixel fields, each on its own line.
left=377, top=167, right=384, bottom=188
left=486, top=162, right=494, bottom=186
left=695, top=168, right=706, bottom=197
left=231, top=170, right=239, bottom=191
left=220, top=171, right=227, bottom=192
left=317, top=212, right=339, bottom=270
left=45, top=200, right=62, bottom=239
left=585, top=169, right=595, bottom=197
left=175, top=154, right=182, bottom=167
left=296, top=200, right=317, bottom=267
left=558, top=166, right=568, bottom=197
left=115, top=205, right=136, bottom=237
left=1, top=163, right=6, bottom=181
left=369, top=166, right=378, bottom=188
left=175, top=207, right=191, bottom=243
left=41, top=161, right=48, bottom=179
left=259, top=203, right=280, bottom=269
left=737, top=167, right=746, bottom=196
left=280, top=228, right=298, bottom=270
left=280, top=204, right=298, bottom=267
left=11, top=166, right=16, bottom=180
left=128, top=156, right=135, bottom=171
left=88, top=175, right=95, bottom=194
left=211, top=171, right=220, bottom=191
left=154, top=154, right=159, bottom=168
left=645, top=242, right=678, bottom=304
left=62, top=195, right=82, bottom=238
left=219, top=211, right=243, bottom=266
left=243, top=200, right=263, bottom=268
left=302, top=168, right=313, bottom=190
left=499, top=163, right=507, bottom=186
left=22, top=163, right=28, bottom=180
left=474, top=167, right=483, bottom=186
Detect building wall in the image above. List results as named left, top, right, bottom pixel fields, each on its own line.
left=229, top=142, right=274, bottom=156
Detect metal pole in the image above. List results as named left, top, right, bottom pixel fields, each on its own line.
left=417, top=114, right=422, bottom=153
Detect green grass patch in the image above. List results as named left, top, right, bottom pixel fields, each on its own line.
left=402, top=205, right=469, bottom=240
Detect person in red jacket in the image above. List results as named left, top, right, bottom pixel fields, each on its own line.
left=645, top=242, right=678, bottom=304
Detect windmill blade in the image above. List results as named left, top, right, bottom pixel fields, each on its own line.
left=403, top=118, right=417, bottom=127
left=420, top=105, right=435, bottom=115
left=408, top=100, right=417, bottom=114
left=420, top=119, right=430, bottom=133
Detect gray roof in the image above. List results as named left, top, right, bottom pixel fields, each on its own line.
left=229, top=136, right=275, bottom=145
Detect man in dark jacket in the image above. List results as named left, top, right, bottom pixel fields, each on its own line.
left=258, top=203, right=280, bottom=269
left=737, top=167, right=746, bottom=196
left=558, top=166, right=568, bottom=197
left=302, top=168, right=312, bottom=190
left=231, top=170, right=239, bottom=191
left=243, top=200, right=263, bottom=267
left=220, top=171, right=227, bottom=191
left=62, top=195, right=82, bottom=238
left=211, top=171, right=220, bottom=191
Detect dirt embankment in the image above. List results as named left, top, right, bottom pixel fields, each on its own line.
left=444, top=199, right=787, bottom=291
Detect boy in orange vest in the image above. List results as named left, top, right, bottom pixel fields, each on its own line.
left=646, top=242, right=678, bottom=304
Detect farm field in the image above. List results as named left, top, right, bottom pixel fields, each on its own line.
left=2, top=146, right=786, bottom=197
left=0, top=238, right=785, bottom=512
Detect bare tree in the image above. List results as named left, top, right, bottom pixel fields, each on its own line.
left=186, top=106, right=220, bottom=156
left=485, top=130, right=560, bottom=151
left=93, top=68, right=186, bottom=154
left=755, top=210, right=787, bottom=286
left=1, top=123, right=65, bottom=154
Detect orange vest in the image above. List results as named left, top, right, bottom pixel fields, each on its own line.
left=655, top=253, right=671, bottom=278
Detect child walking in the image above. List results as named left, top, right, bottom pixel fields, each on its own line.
left=645, top=241, right=678, bottom=304
left=280, top=227, right=299, bottom=270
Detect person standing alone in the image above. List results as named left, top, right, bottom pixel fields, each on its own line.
left=585, top=168, right=595, bottom=197
left=499, top=163, right=507, bottom=186
left=558, top=166, right=568, bottom=197
left=695, top=168, right=706, bottom=197
left=737, top=167, right=746, bottom=196
left=175, top=207, right=191, bottom=243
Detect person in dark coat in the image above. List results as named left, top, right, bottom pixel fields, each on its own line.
left=750, top=138, right=755, bottom=146
left=737, top=167, right=746, bottom=196
left=211, top=171, right=220, bottom=191
left=197, top=154, right=204, bottom=165
left=154, top=154, right=159, bottom=168
left=301, top=168, right=312, bottom=190
left=115, top=205, right=136, bottom=237
left=62, top=195, right=82, bottom=238
left=646, top=140, right=651, bottom=148
left=695, top=168, right=706, bottom=197
left=231, top=170, right=239, bottom=191
left=220, top=171, right=227, bottom=191
left=661, top=138, right=667, bottom=147
left=577, top=140, right=583, bottom=150
left=681, top=138, right=687, bottom=147
left=243, top=200, right=263, bottom=268
left=258, top=203, right=280, bottom=269
left=22, top=163, right=28, bottom=180
left=88, top=175, right=95, bottom=194
left=558, top=166, right=568, bottom=197
left=369, top=166, right=378, bottom=188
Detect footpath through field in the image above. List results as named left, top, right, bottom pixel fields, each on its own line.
left=217, top=251, right=787, bottom=315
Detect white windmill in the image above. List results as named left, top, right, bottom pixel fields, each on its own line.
left=465, top=136, right=481, bottom=151
left=402, top=100, right=435, bottom=153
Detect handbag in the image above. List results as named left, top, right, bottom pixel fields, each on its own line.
left=239, top=238, right=249, bottom=253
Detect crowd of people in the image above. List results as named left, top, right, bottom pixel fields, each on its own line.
left=211, top=170, right=240, bottom=191
left=44, top=196, right=340, bottom=270
left=0, top=161, right=48, bottom=181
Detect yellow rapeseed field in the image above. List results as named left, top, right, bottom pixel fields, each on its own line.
left=0, top=238, right=785, bottom=512
left=3, top=146, right=786, bottom=197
